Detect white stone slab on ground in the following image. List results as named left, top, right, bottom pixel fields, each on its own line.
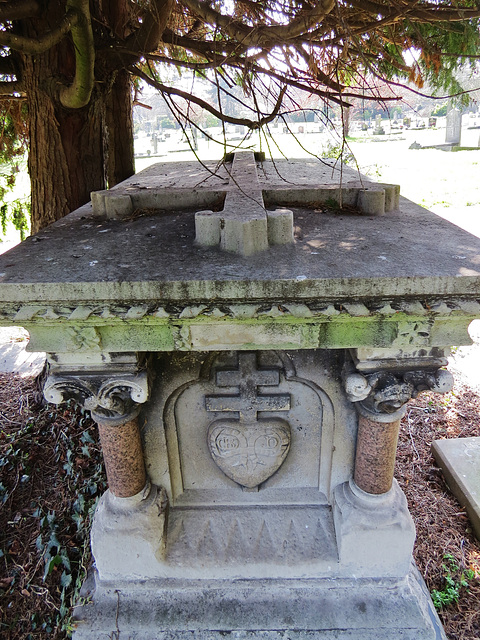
left=432, top=436, right=480, bottom=542
left=0, top=327, right=45, bottom=377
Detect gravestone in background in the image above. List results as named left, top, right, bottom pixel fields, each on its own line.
left=1, top=151, right=479, bottom=639
left=373, top=114, right=385, bottom=135
left=445, top=105, right=462, bottom=146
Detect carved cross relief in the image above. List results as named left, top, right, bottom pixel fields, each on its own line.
left=205, top=352, right=291, bottom=488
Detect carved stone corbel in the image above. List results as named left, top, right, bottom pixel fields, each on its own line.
left=344, top=368, right=454, bottom=420
left=43, top=370, right=149, bottom=426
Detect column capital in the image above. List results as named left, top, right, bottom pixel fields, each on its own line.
left=344, top=365, right=453, bottom=421
left=43, top=354, right=150, bottom=426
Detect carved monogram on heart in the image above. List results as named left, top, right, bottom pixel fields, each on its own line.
left=205, top=353, right=291, bottom=488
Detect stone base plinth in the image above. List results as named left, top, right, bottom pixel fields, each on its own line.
left=91, top=483, right=168, bottom=581
left=333, top=479, right=416, bottom=578
left=73, top=564, right=445, bottom=640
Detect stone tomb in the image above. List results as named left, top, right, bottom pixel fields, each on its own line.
left=1, top=151, right=480, bottom=638
left=373, top=114, right=385, bottom=136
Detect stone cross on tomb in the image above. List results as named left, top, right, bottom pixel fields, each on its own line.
left=194, top=152, right=295, bottom=255
left=205, top=352, right=291, bottom=420
left=91, top=150, right=400, bottom=256
left=205, top=353, right=291, bottom=489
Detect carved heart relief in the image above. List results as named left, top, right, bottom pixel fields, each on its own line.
left=207, top=418, right=291, bottom=488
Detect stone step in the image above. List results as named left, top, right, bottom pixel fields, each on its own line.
left=72, top=565, right=446, bottom=640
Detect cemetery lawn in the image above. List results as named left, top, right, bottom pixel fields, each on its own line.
left=0, top=371, right=479, bottom=639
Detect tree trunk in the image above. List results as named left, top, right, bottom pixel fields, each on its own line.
left=100, top=0, right=135, bottom=188
left=25, top=56, right=105, bottom=233
left=20, top=0, right=135, bottom=233
left=104, top=69, right=134, bottom=188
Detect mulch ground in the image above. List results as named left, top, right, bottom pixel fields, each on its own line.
left=396, top=385, right=480, bottom=639
left=0, top=374, right=106, bottom=639
left=1, top=372, right=479, bottom=639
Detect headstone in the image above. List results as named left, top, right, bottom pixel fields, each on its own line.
left=445, top=105, right=462, bottom=145
left=373, top=114, right=385, bottom=135
left=2, top=152, right=480, bottom=640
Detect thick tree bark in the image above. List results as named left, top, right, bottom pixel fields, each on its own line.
left=20, top=0, right=135, bottom=233
left=23, top=71, right=106, bottom=233
left=104, top=69, right=135, bottom=187
left=99, top=0, right=135, bottom=187
left=21, top=1, right=104, bottom=233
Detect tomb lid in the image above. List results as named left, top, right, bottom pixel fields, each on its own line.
left=1, top=155, right=480, bottom=306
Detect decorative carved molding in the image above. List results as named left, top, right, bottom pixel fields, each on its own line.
left=166, top=505, right=336, bottom=567
left=65, top=326, right=102, bottom=350
left=43, top=370, right=149, bottom=426
left=344, top=368, right=454, bottom=419
left=1, top=298, right=480, bottom=325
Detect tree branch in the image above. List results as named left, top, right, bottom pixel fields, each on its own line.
left=0, top=0, right=40, bottom=21
left=143, top=51, right=229, bottom=70
left=113, top=0, right=174, bottom=67
left=294, top=47, right=345, bottom=93
left=228, top=60, right=346, bottom=105
left=348, top=0, right=480, bottom=23
left=131, top=65, right=287, bottom=129
left=161, top=29, right=247, bottom=65
left=368, top=71, right=480, bottom=101
left=59, top=0, right=94, bottom=108
left=181, top=0, right=336, bottom=47
left=0, top=9, right=78, bottom=54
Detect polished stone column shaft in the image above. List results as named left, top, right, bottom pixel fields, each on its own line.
left=354, top=415, right=401, bottom=495
left=97, top=417, right=146, bottom=498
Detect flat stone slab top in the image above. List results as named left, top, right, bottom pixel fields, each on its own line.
left=1, top=154, right=480, bottom=355
left=1, top=155, right=480, bottom=305
left=432, top=437, right=480, bottom=541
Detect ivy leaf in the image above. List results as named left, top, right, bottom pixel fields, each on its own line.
left=43, top=554, right=62, bottom=580
left=60, top=571, right=72, bottom=588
